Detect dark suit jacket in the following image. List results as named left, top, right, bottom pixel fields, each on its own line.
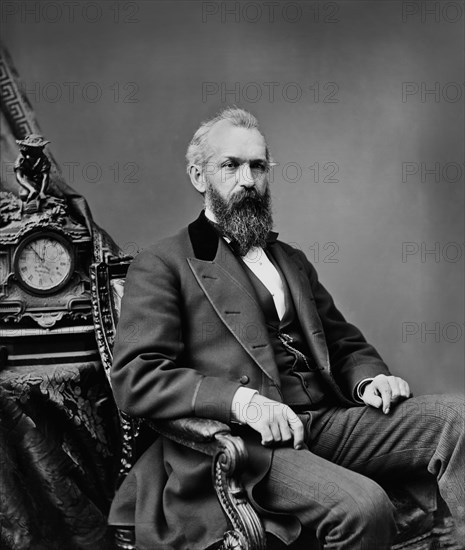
left=109, top=211, right=391, bottom=549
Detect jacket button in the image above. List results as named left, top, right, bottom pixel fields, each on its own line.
left=239, top=375, right=249, bottom=385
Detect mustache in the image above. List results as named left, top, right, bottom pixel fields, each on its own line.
left=229, top=187, right=266, bottom=209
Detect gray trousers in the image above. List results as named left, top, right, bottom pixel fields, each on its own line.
left=255, top=394, right=464, bottom=549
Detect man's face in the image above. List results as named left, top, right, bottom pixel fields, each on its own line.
left=195, top=120, right=273, bottom=255
left=202, top=120, right=269, bottom=207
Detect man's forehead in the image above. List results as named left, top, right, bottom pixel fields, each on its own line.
left=207, top=120, right=267, bottom=159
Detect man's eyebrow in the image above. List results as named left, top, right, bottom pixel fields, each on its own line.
left=220, top=155, right=268, bottom=164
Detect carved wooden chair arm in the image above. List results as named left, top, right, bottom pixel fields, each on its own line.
left=146, top=417, right=266, bottom=550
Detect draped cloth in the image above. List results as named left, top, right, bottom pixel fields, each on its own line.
left=0, top=362, right=119, bottom=550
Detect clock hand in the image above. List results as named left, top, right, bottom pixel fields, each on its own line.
left=30, top=245, right=44, bottom=263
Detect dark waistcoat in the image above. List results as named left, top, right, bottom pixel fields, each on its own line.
left=240, top=250, right=328, bottom=409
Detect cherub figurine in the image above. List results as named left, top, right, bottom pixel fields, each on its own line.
left=14, top=134, right=51, bottom=202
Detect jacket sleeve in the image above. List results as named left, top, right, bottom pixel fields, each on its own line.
left=110, top=248, right=241, bottom=423
left=298, top=250, right=392, bottom=401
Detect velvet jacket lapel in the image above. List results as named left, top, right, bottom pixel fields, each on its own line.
left=187, top=211, right=330, bottom=385
left=187, top=212, right=280, bottom=384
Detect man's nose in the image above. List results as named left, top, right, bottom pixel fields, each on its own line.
left=236, top=163, right=255, bottom=187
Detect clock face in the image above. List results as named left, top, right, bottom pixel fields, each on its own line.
left=14, top=233, right=74, bottom=294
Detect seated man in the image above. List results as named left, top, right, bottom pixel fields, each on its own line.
left=110, top=107, right=464, bottom=550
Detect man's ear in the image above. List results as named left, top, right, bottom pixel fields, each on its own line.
left=188, top=164, right=206, bottom=194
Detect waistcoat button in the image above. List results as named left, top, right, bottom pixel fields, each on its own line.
left=239, top=375, right=249, bottom=384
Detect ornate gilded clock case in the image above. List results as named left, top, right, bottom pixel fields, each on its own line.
left=0, top=193, right=99, bottom=365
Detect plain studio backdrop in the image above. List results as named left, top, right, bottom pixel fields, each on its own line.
left=2, top=0, right=464, bottom=397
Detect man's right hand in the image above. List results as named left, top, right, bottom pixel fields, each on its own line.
left=244, top=394, right=305, bottom=450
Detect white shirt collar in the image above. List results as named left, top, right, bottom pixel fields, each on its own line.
left=204, top=207, right=216, bottom=224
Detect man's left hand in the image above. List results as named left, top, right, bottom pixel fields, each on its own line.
left=361, top=374, right=411, bottom=414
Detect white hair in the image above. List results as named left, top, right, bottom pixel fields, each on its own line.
left=186, top=107, right=269, bottom=173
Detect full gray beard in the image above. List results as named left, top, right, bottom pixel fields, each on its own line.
left=206, top=183, right=273, bottom=256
